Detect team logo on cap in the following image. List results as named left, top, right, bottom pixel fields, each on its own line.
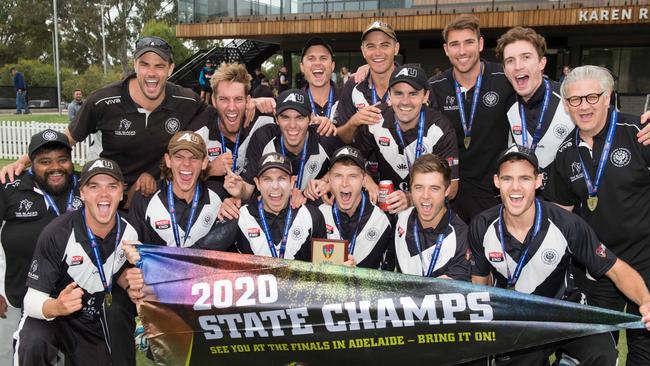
left=395, top=67, right=418, bottom=78
left=176, top=132, right=200, bottom=144
left=283, top=93, right=304, bottom=104
left=88, top=159, right=114, bottom=171
left=42, top=130, right=58, bottom=141
left=483, top=91, right=499, bottom=107
left=262, top=154, right=286, bottom=165
left=336, top=147, right=359, bottom=158
left=165, top=118, right=181, bottom=134
left=610, top=147, right=631, bottom=167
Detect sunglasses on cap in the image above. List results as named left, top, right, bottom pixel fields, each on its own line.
left=135, top=36, right=172, bottom=51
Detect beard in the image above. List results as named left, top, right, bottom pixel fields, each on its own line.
left=34, top=170, right=73, bottom=196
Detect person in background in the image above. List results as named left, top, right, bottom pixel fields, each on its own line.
left=68, top=89, right=84, bottom=122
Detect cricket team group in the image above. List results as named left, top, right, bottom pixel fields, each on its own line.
left=1, top=13, right=650, bottom=366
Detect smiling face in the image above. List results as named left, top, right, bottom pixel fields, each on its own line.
left=390, top=82, right=429, bottom=128
left=494, top=159, right=541, bottom=219
left=361, top=31, right=399, bottom=76
left=563, top=78, right=610, bottom=138
left=328, top=162, right=365, bottom=216
left=277, top=109, right=310, bottom=154
left=81, top=174, right=123, bottom=233
left=134, top=52, right=174, bottom=103
left=254, top=168, right=296, bottom=215
left=164, top=149, right=208, bottom=199
left=31, top=148, right=74, bottom=195
left=410, top=171, right=449, bottom=228
left=443, top=28, right=483, bottom=75
left=503, top=40, right=546, bottom=102
left=300, top=45, right=335, bottom=89
left=213, top=80, right=248, bottom=137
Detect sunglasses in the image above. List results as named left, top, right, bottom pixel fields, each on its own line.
left=135, top=36, right=171, bottom=52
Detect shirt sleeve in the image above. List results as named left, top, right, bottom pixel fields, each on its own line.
left=358, top=222, right=392, bottom=270
left=192, top=219, right=238, bottom=251
left=444, top=225, right=471, bottom=281
left=241, top=127, right=269, bottom=185
left=566, top=215, right=617, bottom=278
left=546, top=150, right=581, bottom=206
left=468, top=217, right=491, bottom=277
left=68, top=95, right=99, bottom=143
left=354, top=125, right=377, bottom=161
left=432, top=114, right=460, bottom=180
left=26, top=228, right=64, bottom=295
left=332, top=80, right=357, bottom=126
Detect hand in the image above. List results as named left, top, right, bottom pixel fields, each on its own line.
left=121, top=240, right=141, bottom=265
left=353, top=64, right=370, bottom=84
left=56, top=282, right=84, bottom=316
left=133, top=172, right=156, bottom=196
left=304, top=178, right=330, bottom=201
left=218, top=197, right=241, bottom=220
left=208, top=151, right=233, bottom=177
left=290, top=187, right=307, bottom=209
left=252, top=97, right=276, bottom=115
left=0, top=160, right=27, bottom=184
left=223, top=164, right=245, bottom=198
left=348, top=103, right=382, bottom=127
left=637, top=111, right=650, bottom=146
left=363, top=176, right=378, bottom=204
left=343, top=255, right=357, bottom=267
left=0, top=295, right=7, bottom=319
left=310, top=115, right=337, bottom=137
left=124, top=267, right=145, bottom=304
left=386, top=190, right=411, bottom=214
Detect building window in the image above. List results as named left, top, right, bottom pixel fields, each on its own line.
left=582, top=47, right=650, bottom=95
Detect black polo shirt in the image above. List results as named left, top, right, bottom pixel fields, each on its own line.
left=505, top=78, right=575, bottom=198
left=428, top=61, right=513, bottom=199
left=241, top=124, right=331, bottom=190
left=548, top=109, right=650, bottom=274
left=469, top=201, right=617, bottom=298
left=128, top=180, right=226, bottom=248
left=187, top=105, right=276, bottom=176
left=0, top=171, right=81, bottom=308
left=354, top=106, right=459, bottom=192
left=195, top=202, right=326, bottom=261
left=68, top=73, right=205, bottom=186
left=333, top=73, right=391, bottom=126
left=26, top=211, right=138, bottom=338
left=318, top=197, right=392, bottom=269
left=395, top=207, right=471, bottom=280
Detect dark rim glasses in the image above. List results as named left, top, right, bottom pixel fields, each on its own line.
left=565, top=91, right=605, bottom=107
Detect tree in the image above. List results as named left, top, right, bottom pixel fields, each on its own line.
left=140, top=20, right=191, bottom=65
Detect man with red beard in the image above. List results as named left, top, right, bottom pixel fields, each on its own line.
left=0, top=130, right=81, bottom=363
left=470, top=145, right=650, bottom=365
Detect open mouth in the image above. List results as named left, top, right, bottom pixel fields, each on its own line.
left=578, top=112, right=594, bottom=123
left=515, top=75, right=530, bottom=89
left=97, top=201, right=111, bottom=216
left=179, top=170, right=193, bottom=183
left=144, top=78, right=159, bottom=94
left=339, top=191, right=352, bottom=204
left=312, top=69, right=325, bottom=80
left=268, top=192, right=283, bottom=204
left=419, top=202, right=432, bottom=215
left=509, top=194, right=524, bottom=205
left=46, top=171, right=65, bottom=186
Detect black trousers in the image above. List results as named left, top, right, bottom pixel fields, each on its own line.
left=586, top=275, right=650, bottom=366
left=15, top=316, right=111, bottom=366
left=106, top=285, right=137, bottom=366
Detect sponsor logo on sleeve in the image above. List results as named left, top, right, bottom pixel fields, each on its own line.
left=155, top=220, right=171, bottom=230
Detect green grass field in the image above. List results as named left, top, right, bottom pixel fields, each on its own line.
left=0, top=112, right=68, bottom=123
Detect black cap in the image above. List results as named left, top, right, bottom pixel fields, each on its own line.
left=80, top=158, right=124, bottom=187
left=258, top=152, right=292, bottom=176
left=276, top=89, right=312, bottom=117
left=496, top=145, right=539, bottom=173
left=301, top=37, right=334, bottom=60
left=206, top=59, right=213, bottom=64
left=389, top=64, right=429, bottom=91
left=134, top=36, right=173, bottom=63
left=29, top=129, right=71, bottom=160
left=330, top=146, right=365, bottom=170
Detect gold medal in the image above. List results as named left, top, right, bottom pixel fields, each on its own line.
left=587, top=196, right=598, bottom=211
left=104, top=293, right=112, bottom=308
left=464, top=136, right=471, bottom=149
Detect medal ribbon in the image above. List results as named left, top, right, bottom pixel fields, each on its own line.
left=219, top=121, right=241, bottom=172
left=412, top=209, right=452, bottom=277
left=82, top=210, right=121, bottom=296
left=575, top=109, right=618, bottom=200
left=497, top=198, right=542, bottom=288
left=369, top=77, right=389, bottom=105
left=454, top=62, right=484, bottom=141
left=308, top=86, right=335, bottom=119
left=520, top=79, right=551, bottom=151
left=394, top=110, right=425, bottom=170
left=167, top=181, right=201, bottom=247
left=332, top=192, right=367, bottom=255
left=280, top=135, right=309, bottom=189
left=258, top=198, right=294, bottom=259
left=30, top=170, right=77, bottom=216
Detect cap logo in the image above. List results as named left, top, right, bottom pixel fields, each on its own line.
left=88, top=159, right=114, bottom=171
left=176, top=132, right=199, bottom=144
left=370, top=21, right=391, bottom=29
left=336, top=147, right=359, bottom=158
left=42, top=130, right=57, bottom=141
left=283, top=93, right=304, bottom=104
left=262, top=154, right=286, bottom=165
left=395, top=67, right=417, bottom=78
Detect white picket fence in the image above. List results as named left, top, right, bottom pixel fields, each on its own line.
left=0, top=121, right=90, bottom=165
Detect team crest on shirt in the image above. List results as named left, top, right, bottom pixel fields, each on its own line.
left=27, top=260, right=39, bottom=280
left=443, top=95, right=459, bottom=111
left=72, top=196, right=83, bottom=210
left=512, top=125, right=522, bottom=136
left=208, top=147, right=222, bottom=157
left=365, top=228, right=379, bottom=242
left=596, top=243, right=607, bottom=258
left=15, top=199, right=37, bottom=218
left=4, top=180, right=20, bottom=188
left=553, top=124, right=570, bottom=139
left=248, top=228, right=260, bottom=238
left=115, top=119, right=136, bottom=136
left=307, top=161, right=320, bottom=174
left=610, top=148, right=631, bottom=167
left=397, top=226, right=405, bottom=237
left=203, top=214, right=213, bottom=227
left=71, top=255, right=84, bottom=266
left=541, top=248, right=560, bottom=265
left=488, top=252, right=504, bottom=262
left=155, top=219, right=171, bottom=229
left=482, top=91, right=499, bottom=107
left=325, top=224, right=334, bottom=235
left=165, top=118, right=181, bottom=134
left=569, top=162, right=584, bottom=182
left=291, top=227, right=304, bottom=241
left=378, top=137, right=390, bottom=146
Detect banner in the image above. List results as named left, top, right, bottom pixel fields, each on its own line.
left=136, top=245, right=643, bottom=365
